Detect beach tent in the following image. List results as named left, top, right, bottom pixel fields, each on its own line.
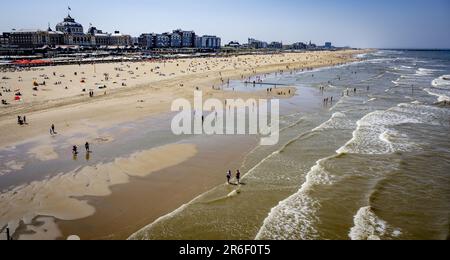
left=13, top=59, right=31, bottom=65
left=29, top=60, right=51, bottom=65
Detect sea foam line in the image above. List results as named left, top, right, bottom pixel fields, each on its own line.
left=255, top=156, right=335, bottom=240
left=349, top=206, right=402, bottom=240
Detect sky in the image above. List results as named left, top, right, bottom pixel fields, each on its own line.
left=1, top=0, right=449, bottom=49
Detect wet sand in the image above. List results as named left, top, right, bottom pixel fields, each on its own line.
left=57, top=135, right=258, bottom=240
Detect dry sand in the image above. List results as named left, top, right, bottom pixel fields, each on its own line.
left=0, top=50, right=367, bottom=149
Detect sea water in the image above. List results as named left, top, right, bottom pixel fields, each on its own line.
left=130, top=50, right=450, bottom=240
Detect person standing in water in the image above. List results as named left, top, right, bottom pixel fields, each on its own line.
left=226, top=170, right=232, bottom=184
left=85, top=142, right=90, bottom=153
left=72, top=145, right=78, bottom=155
left=236, top=170, right=241, bottom=185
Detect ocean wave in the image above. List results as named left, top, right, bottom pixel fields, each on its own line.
left=338, top=101, right=449, bottom=155
left=396, top=103, right=450, bottom=126
left=392, top=80, right=401, bottom=86
left=415, top=68, right=442, bottom=76
left=424, top=88, right=450, bottom=102
left=356, top=53, right=369, bottom=59
left=390, top=65, right=414, bottom=72
left=432, top=75, right=450, bottom=88
left=367, top=58, right=396, bottom=64
left=336, top=109, right=420, bottom=155
left=373, top=50, right=404, bottom=56
left=349, top=206, right=402, bottom=240
left=255, top=157, right=335, bottom=240
left=312, top=112, right=355, bottom=132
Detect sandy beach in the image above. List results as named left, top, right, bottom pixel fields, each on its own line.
left=0, top=50, right=365, bottom=148
left=0, top=50, right=368, bottom=240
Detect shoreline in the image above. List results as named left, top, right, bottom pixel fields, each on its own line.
left=0, top=49, right=370, bottom=240
left=0, top=50, right=369, bottom=149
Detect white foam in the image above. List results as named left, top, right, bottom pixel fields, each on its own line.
left=356, top=53, right=368, bottom=59
left=256, top=157, right=335, bottom=240
left=424, top=88, right=450, bottom=102
left=312, top=112, right=354, bottom=132
left=349, top=206, right=402, bottom=240
left=415, top=68, right=441, bottom=76
left=392, top=80, right=401, bottom=86
left=128, top=190, right=208, bottom=240
left=336, top=107, right=426, bottom=155
left=432, top=75, right=450, bottom=88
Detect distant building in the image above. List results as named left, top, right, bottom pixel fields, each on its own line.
left=155, top=33, right=171, bottom=48
left=307, top=41, right=317, bottom=50
left=0, top=33, right=10, bottom=46
left=88, top=26, right=110, bottom=46
left=196, top=35, right=221, bottom=49
left=138, top=33, right=154, bottom=49
left=248, top=38, right=268, bottom=49
left=225, top=41, right=241, bottom=48
left=268, top=41, right=283, bottom=49
left=46, top=26, right=65, bottom=46
left=8, top=29, right=65, bottom=48
left=173, top=29, right=196, bottom=48
left=292, top=42, right=307, bottom=50
left=5, top=12, right=131, bottom=48
left=56, top=15, right=84, bottom=34
left=324, top=42, right=332, bottom=49
left=170, top=32, right=182, bottom=48
left=131, top=37, right=139, bottom=46
left=110, top=31, right=131, bottom=46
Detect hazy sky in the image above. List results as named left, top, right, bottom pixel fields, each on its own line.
left=1, top=0, right=449, bottom=49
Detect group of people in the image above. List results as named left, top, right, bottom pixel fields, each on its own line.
left=226, top=170, right=242, bottom=185
left=323, top=97, right=333, bottom=105
left=343, top=88, right=358, bottom=96
left=47, top=123, right=92, bottom=159
left=17, top=115, right=27, bottom=125
left=72, top=142, right=91, bottom=156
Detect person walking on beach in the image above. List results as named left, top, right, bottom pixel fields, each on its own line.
left=23, top=116, right=26, bottom=125
left=236, top=170, right=241, bottom=185
left=85, top=142, right=90, bottom=153
left=226, top=170, right=232, bottom=184
left=50, top=124, right=56, bottom=135
left=72, top=145, right=78, bottom=155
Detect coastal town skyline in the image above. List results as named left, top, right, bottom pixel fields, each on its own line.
left=0, top=0, right=449, bottom=49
